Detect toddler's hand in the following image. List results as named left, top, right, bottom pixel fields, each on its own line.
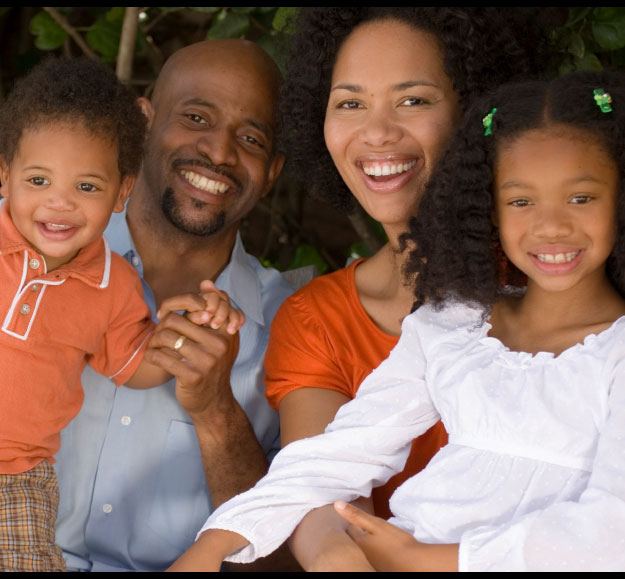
left=198, top=279, right=245, bottom=335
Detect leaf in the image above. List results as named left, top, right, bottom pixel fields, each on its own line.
left=565, top=7, right=592, bottom=27
left=573, top=51, right=603, bottom=71
left=86, top=18, right=121, bottom=62
left=207, top=9, right=249, bottom=39
left=287, top=244, right=328, bottom=275
left=29, top=11, right=68, bottom=51
left=591, top=21, right=625, bottom=51
left=272, top=7, right=299, bottom=33
left=188, top=7, right=221, bottom=14
left=592, top=7, right=625, bottom=22
left=348, top=241, right=374, bottom=260
left=567, top=31, right=585, bottom=58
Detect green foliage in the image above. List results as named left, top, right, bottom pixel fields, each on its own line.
left=29, top=11, right=67, bottom=50
left=547, top=7, right=625, bottom=74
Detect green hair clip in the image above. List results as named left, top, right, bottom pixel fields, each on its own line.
left=483, top=107, right=497, bottom=136
left=593, top=88, right=612, bottom=113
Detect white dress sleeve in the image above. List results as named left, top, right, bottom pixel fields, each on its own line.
left=197, top=312, right=441, bottom=563
left=460, top=354, right=625, bottom=572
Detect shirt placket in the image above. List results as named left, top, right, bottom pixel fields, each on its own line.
left=4, top=253, right=46, bottom=338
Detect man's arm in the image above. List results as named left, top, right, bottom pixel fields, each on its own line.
left=144, top=313, right=302, bottom=572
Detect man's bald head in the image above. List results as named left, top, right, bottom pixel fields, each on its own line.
left=151, top=39, right=282, bottom=111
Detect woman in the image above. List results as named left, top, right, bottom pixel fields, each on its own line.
left=265, top=7, right=539, bottom=570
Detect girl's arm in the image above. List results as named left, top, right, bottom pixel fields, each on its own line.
left=190, top=313, right=440, bottom=565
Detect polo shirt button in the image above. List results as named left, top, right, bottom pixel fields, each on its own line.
left=29, top=258, right=40, bottom=269
left=31, top=284, right=40, bottom=292
left=131, top=256, right=140, bottom=267
left=20, top=304, right=31, bottom=315
left=121, top=416, right=131, bottom=426
left=102, top=504, right=113, bottom=514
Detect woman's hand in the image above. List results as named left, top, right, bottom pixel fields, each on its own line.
left=334, top=500, right=459, bottom=572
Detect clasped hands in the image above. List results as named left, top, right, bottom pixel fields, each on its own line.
left=143, top=280, right=245, bottom=416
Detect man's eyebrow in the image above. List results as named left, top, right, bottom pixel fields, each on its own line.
left=181, top=98, right=216, bottom=108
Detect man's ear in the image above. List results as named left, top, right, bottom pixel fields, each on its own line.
left=113, top=175, right=136, bottom=213
left=137, top=97, right=154, bottom=131
left=261, top=152, right=286, bottom=199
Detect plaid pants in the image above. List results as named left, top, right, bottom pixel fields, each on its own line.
left=0, top=461, right=66, bottom=572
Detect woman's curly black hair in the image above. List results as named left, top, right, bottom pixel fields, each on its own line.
left=0, top=56, right=146, bottom=178
left=278, top=7, right=541, bottom=213
left=403, top=69, right=625, bottom=312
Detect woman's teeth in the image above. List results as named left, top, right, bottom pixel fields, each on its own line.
left=362, top=160, right=416, bottom=177
left=181, top=170, right=229, bottom=194
left=535, top=251, right=580, bottom=264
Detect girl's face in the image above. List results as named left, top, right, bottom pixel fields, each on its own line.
left=0, top=123, right=134, bottom=271
left=493, top=127, right=619, bottom=295
left=324, top=18, right=460, bottom=237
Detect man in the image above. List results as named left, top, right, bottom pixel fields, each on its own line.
left=54, top=39, right=300, bottom=572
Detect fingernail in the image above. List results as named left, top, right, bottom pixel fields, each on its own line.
left=335, top=500, right=347, bottom=511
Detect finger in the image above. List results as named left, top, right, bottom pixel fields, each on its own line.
left=226, top=310, right=246, bottom=335
left=199, top=279, right=218, bottom=295
left=334, top=500, right=380, bottom=534
left=207, top=297, right=234, bottom=330
left=143, top=346, right=204, bottom=385
left=156, top=293, right=208, bottom=320
left=203, top=291, right=225, bottom=317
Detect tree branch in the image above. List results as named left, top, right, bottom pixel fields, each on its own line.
left=42, top=7, right=98, bottom=60
left=116, top=7, right=140, bottom=83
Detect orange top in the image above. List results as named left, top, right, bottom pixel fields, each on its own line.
left=0, top=201, right=154, bottom=474
left=265, top=259, right=448, bottom=518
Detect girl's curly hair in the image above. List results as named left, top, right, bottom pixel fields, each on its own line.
left=403, top=69, right=625, bottom=312
left=278, top=7, right=541, bottom=213
left=0, top=56, right=146, bottom=178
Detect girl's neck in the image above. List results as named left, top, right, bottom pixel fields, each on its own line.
left=491, top=272, right=625, bottom=356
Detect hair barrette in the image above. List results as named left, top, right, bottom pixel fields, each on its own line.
left=593, top=88, right=612, bottom=113
left=482, top=107, right=497, bottom=136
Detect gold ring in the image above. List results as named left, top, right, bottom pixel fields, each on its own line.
left=173, top=335, right=186, bottom=351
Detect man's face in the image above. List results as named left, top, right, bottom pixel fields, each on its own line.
left=141, top=46, right=283, bottom=237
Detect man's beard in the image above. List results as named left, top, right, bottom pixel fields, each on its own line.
left=161, top=187, right=226, bottom=237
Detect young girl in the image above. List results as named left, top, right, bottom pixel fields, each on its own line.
left=0, top=57, right=242, bottom=572
left=167, top=68, right=625, bottom=573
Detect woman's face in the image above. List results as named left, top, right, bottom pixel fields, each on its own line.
left=324, top=18, right=460, bottom=235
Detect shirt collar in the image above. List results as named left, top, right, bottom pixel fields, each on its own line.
left=0, top=198, right=112, bottom=289
left=107, top=207, right=266, bottom=327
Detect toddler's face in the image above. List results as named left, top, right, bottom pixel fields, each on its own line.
left=0, top=122, right=133, bottom=271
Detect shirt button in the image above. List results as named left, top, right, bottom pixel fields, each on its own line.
left=29, top=258, right=40, bottom=269
left=20, top=304, right=31, bottom=315
left=102, top=504, right=113, bottom=514
left=131, top=256, right=140, bottom=267
left=121, top=416, right=131, bottom=426
left=31, top=284, right=40, bottom=292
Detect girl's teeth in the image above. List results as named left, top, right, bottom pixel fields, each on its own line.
left=363, top=160, right=416, bottom=177
left=536, top=251, right=579, bottom=264
left=180, top=170, right=229, bottom=194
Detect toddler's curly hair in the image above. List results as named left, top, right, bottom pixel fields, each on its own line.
left=0, top=56, right=146, bottom=178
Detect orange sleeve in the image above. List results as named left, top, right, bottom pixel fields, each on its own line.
left=265, top=288, right=354, bottom=410
left=88, top=258, right=155, bottom=386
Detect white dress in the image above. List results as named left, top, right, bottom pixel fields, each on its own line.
left=198, top=302, right=625, bottom=571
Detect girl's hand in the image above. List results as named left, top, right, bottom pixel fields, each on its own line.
left=334, top=500, right=459, bottom=572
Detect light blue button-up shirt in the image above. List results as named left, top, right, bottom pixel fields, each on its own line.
left=54, top=210, right=295, bottom=572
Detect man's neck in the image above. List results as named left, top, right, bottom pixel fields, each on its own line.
left=126, top=193, right=238, bottom=307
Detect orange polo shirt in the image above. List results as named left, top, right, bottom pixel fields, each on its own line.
left=0, top=201, right=154, bottom=474
left=265, top=259, right=448, bottom=519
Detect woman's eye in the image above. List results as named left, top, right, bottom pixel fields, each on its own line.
left=29, top=176, right=50, bottom=186
left=339, top=100, right=362, bottom=110
left=78, top=183, right=98, bottom=193
left=400, top=97, right=427, bottom=106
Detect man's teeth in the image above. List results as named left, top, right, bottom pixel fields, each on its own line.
left=181, top=170, right=229, bottom=194
left=363, top=160, right=416, bottom=177
left=536, top=251, right=580, bottom=264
